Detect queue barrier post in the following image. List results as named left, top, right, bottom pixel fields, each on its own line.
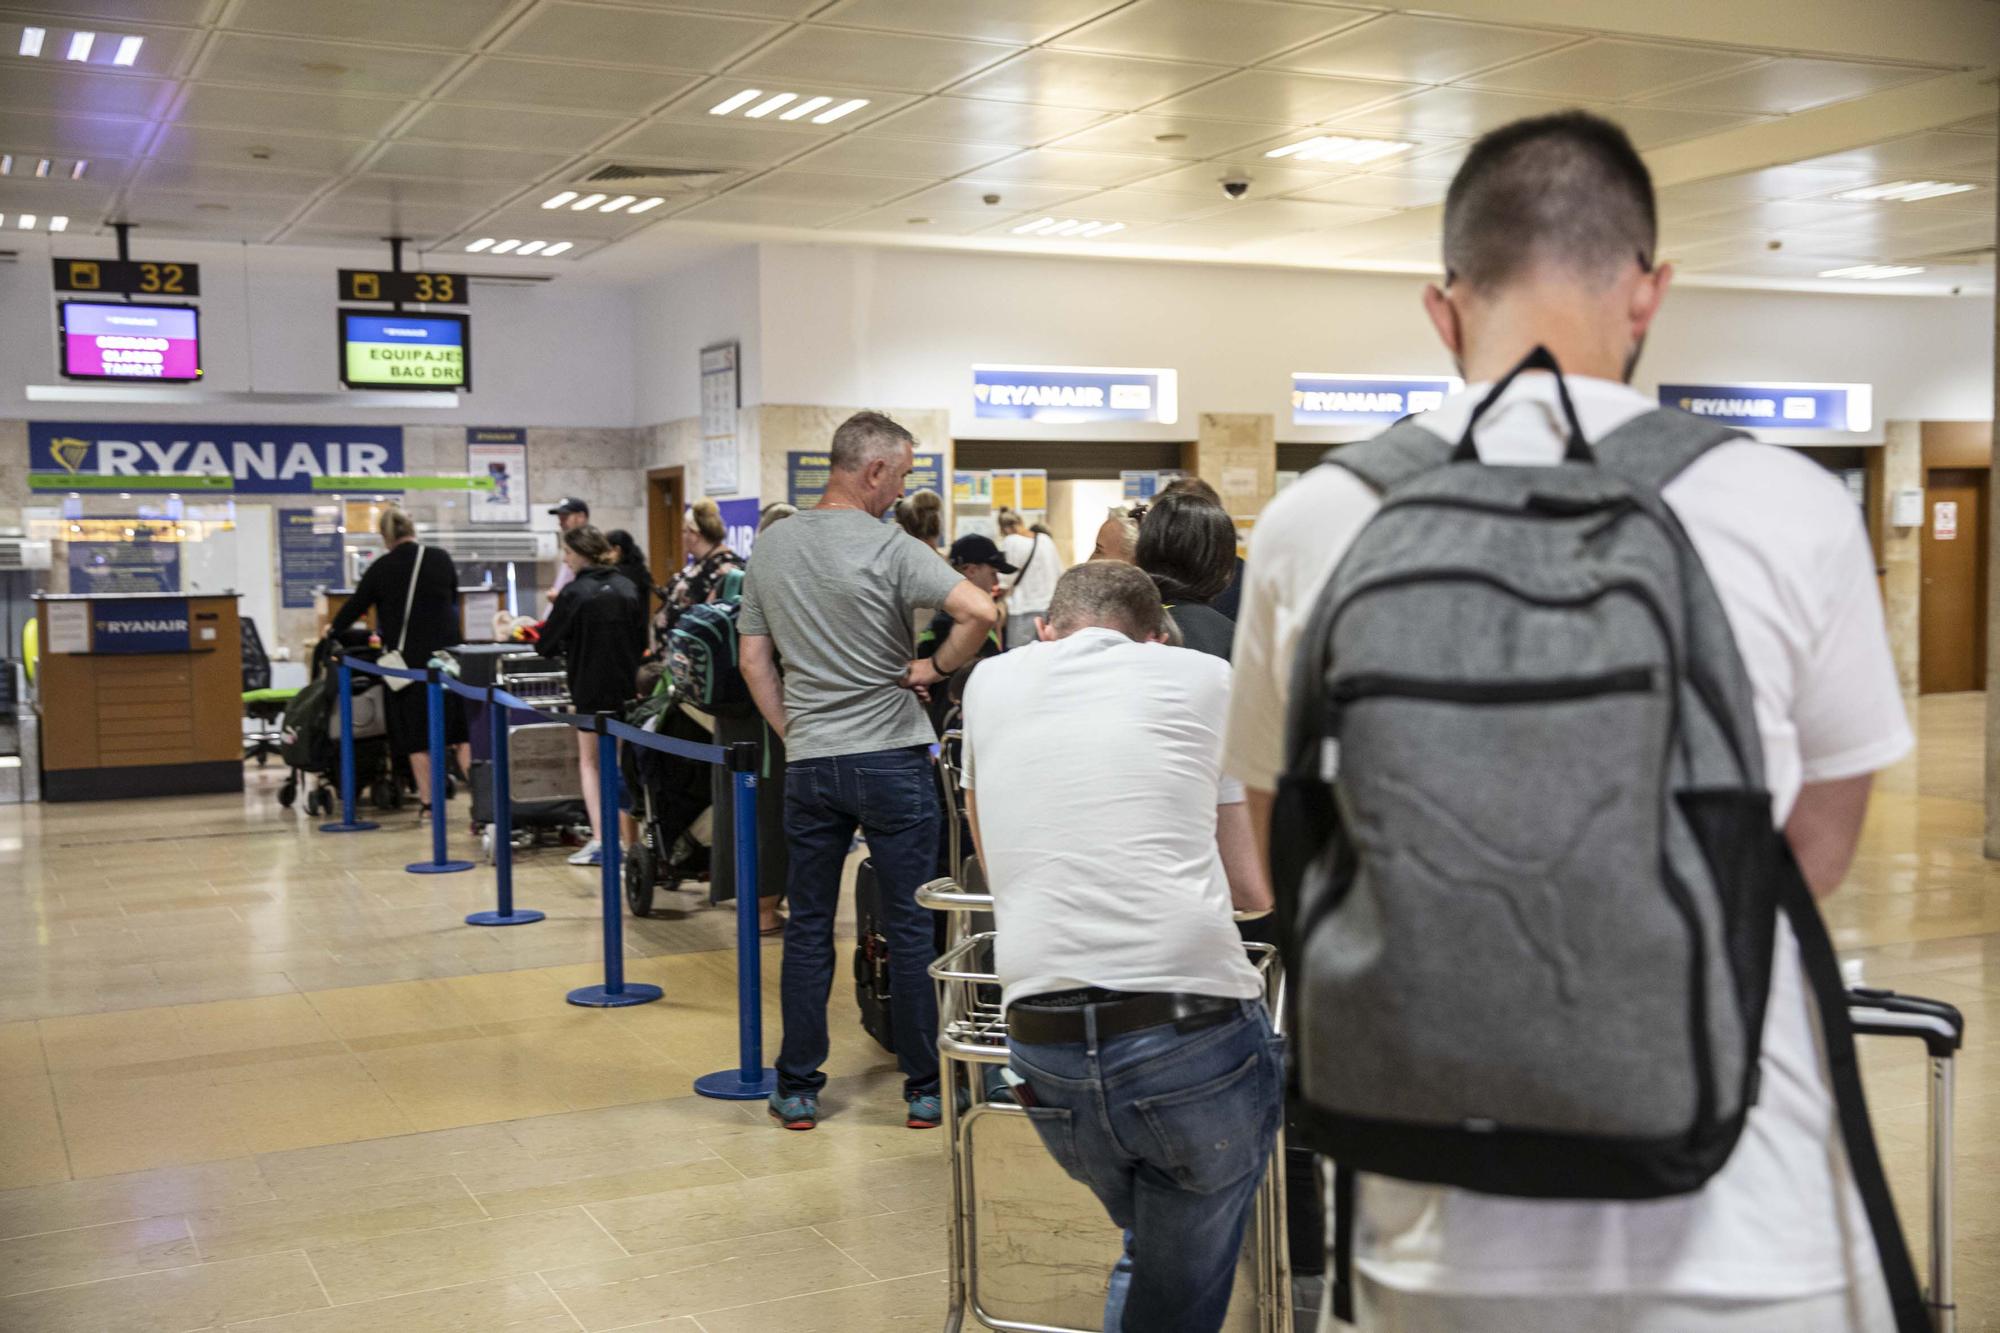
left=318, top=659, right=378, bottom=833
left=407, top=667, right=475, bottom=875
left=568, top=715, right=663, bottom=1008
left=466, top=681, right=543, bottom=927
left=695, top=741, right=777, bottom=1100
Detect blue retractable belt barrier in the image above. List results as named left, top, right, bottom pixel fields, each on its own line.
left=568, top=715, right=665, bottom=1008
left=453, top=675, right=543, bottom=926
left=317, top=661, right=378, bottom=833
left=407, top=668, right=475, bottom=875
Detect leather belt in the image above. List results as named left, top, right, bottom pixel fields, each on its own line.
left=1007, top=990, right=1241, bottom=1045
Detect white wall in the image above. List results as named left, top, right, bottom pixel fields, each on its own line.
left=631, top=244, right=762, bottom=425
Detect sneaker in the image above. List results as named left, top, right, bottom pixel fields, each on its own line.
left=769, top=1092, right=819, bottom=1130
left=567, top=839, right=601, bottom=866
left=906, top=1093, right=942, bottom=1129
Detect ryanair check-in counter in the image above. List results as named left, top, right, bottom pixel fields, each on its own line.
left=33, top=592, right=245, bottom=801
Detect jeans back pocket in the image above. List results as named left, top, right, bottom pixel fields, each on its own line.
left=1134, top=1050, right=1280, bottom=1195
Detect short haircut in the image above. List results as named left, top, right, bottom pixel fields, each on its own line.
left=1135, top=491, right=1236, bottom=604
left=1161, top=475, right=1222, bottom=506
left=687, top=497, right=725, bottom=545
left=894, top=489, right=943, bottom=544
left=376, top=506, right=415, bottom=544
left=1045, top=560, right=1165, bottom=641
left=829, top=410, right=916, bottom=473
left=1443, top=110, right=1656, bottom=291
left=562, top=524, right=614, bottom=564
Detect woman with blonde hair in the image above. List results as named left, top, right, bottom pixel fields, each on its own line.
left=659, top=497, right=746, bottom=640
left=893, top=488, right=945, bottom=549
left=995, top=507, right=1060, bottom=649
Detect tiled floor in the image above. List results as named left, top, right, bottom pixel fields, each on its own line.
left=0, top=696, right=1995, bottom=1331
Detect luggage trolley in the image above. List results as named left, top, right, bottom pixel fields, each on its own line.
left=464, top=648, right=590, bottom=860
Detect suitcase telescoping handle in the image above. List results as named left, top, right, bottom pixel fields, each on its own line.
left=1846, top=986, right=1964, bottom=1333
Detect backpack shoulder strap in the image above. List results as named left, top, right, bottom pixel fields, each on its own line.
left=1591, top=408, right=1750, bottom=494
left=1323, top=417, right=1453, bottom=494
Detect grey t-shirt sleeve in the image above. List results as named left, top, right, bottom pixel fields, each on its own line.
left=738, top=560, right=768, bottom=636
left=896, top=536, right=968, bottom=615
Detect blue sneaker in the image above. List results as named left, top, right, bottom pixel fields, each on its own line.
left=769, top=1092, right=819, bottom=1130
left=906, top=1093, right=941, bottom=1129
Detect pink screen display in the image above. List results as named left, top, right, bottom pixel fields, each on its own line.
left=62, top=304, right=200, bottom=380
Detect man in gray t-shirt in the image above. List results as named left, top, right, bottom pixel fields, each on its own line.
left=740, top=412, right=999, bottom=1132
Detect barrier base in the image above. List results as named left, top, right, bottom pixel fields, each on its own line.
left=466, top=909, right=545, bottom=927
left=318, top=820, right=379, bottom=833
left=407, top=859, right=477, bottom=875
left=567, top=982, right=664, bottom=1008
left=694, top=1068, right=778, bottom=1101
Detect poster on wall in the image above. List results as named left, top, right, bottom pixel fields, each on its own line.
left=277, top=508, right=343, bottom=608
left=67, top=531, right=181, bottom=595
left=29, top=422, right=404, bottom=493
left=701, top=342, right=740, bottom=495
left=465, top=428, right=528, bottom=525
left=787, top=451, right=945, bottom=508
left=953, top=471, right=992, bottom=506
left=991, top=469, right=1048, bottom=513
left=907, top=452, right=945, bottom=497
left=717, top=497, right=761, bottom=560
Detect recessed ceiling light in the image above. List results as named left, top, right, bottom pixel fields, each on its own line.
left=1820, top=263, right=1926, bottom=280
left=112, top=35, right=141, bottom=66
left=626, top=196, right=665, bottom=214
left=709, top=89, right=764, bottom=116
left=1833, top=180, right=1978, bottom=203
left=18, top=214, right=36, bottom=229
left=1264, top=134, right=1413, bottom=164
left=18, top=26, right=44, bottom=57
left=599, top=194, right=636, bottom=212
left=570, top=193, right=605, bottom=210
left=66, top=31, right=93, bottom=61
left=781, top=96, right=833, bottom=121
left=542, top=241, right=572, bottom=256
left=70, top=159, right=86, bottom=179
left=465, top=237, right=496, bottom=252
left=34, top=158, right=50, bottom=178
left=515, top=240, right=546, bottom=255
left=709, top=87, right=870, bottom=124
left=1012, top=217, right=1058, bottom=235
left=0, top=155, right=10, bottom=176
left=49, top=215, right=66, bottom=231
left=490, top=239, right=521, bottom=254
left=744, top=93, right=796, bottom=119
left=1013, top=216, right=1124, bottom=240
left=813, top=98, right=869, bottom=124
left=542, top=190, right=577, bottom=209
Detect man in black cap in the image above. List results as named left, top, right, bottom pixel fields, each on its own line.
left=917, top=534, right=1011, bottom=669
left=545, top=497, right=589, bottom=605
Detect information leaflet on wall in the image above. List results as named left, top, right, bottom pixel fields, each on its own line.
left=786, top=452, right=944, bottom=507
left=1121, top=470, right=1187, bottom=504
left=1291, top=373, right=1460, bottom=425
left=29, top=423, right=405, bottom=494
left=67, top=534, right=181, bottom=595
left=1657, top=382, right=1871, bottom=432
left=991, top=469, right=1048, bottom=512
left=717, top=497, right=761, bottom=559
left=465, top=429, right=528, bottom=525
left=1935, top=500, right=1959, bottom=541
left=45, top=601, right=89, bottom=654
left=952, top=471, right=992, bottom=506
left=700, top=343, right=740, bottom=495
left=90, top=597, right=191, bottom=654
left=907, top=452, right=945, bottom=497
left=277, top=508, right=343, bottom=609
left=973, top=365, right=1178, bottom=424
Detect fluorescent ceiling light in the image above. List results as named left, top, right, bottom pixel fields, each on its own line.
left=1833, top=179, right=1978, bottom=203
left=19, top=26, right=44, bottom=57
left=744, top=93, right=796, bottom=119
left=0, top=155, right=10, bottom=175
left=465, top=237, right=496, bottom=252
left=66, top=30, right=92, bottom=61
left=599, top=194, right=635, bottom=212
left=1011, top=217, right=1059, bottom=235
left=18, top=214, right=35, bottom=229
left=1265, top=134, right=1413, bottom=164
left=1077, top=221, right=1125, bottom=237
left=34, top=158, right=50, bottom=178
left=542, top=241, right=572, bottom=256
left=709, top=89, right=763, bottom=116
left=781, top=96, right=833, bottom=121
left=70, top=159, right=86, bottom=179
left=570, top=192, right=605, bottom=210
left=112, top=35, right=141, bottom=66
left=1819, top=263, right=1925, bottom=280
left=542, top=190, right=577, bottom=209
left=515, top=240, right=546, bottom=255
left=626, top=196, right=665, bottom=214
left=49, top=215, right=66, bottom=231
left=813, top=98, right=869, bottom=124
left=490, top=238, right=521, bottom=254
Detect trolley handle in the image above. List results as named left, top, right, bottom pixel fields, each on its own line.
left=918, top=876, right=994, bottom=913
left=1847, top=986, right=1965, bottom=1059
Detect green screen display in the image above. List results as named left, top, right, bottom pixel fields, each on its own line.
left=339, top=311, right=468, bottom=390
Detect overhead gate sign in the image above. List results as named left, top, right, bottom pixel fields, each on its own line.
left=29, top=422, right=405, bottom=493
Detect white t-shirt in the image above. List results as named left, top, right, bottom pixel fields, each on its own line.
left=963, top=628, right=1264, bottom=1010
left=1223, top=373, right=1912, bottom=1302
left=1000, top=531, right=1061, bottom=613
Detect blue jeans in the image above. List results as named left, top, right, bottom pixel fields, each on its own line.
left=1009, top=1001, right=1284, bottom=1333
left=779, top=745, right=942, bottom=1099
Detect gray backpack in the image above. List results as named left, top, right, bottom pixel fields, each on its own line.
left=1274, top=349, right=1924, bottom=1330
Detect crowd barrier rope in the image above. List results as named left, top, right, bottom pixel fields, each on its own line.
left=323, top=650, right=777, bottom=1098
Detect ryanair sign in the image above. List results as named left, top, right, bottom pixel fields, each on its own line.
left=1657, top=382, right=1872, bottom=433
left=1292, top=373, right=1462, bottom=425
left=29, top=422, right=405, bottom=493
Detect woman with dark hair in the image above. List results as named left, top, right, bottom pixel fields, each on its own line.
left=1135, top=491, right=1239, bottom=660
left=604, top=528, right=654, bottom=618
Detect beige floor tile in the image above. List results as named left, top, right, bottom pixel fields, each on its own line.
left=0, top=1022, right=45, bottom=1079
left=814, top=1203, right=951, bottom=1280
left=189, top=1174, right=484, bottom=1263
left=0, top=1249, right=326, bottom=1333
left=56, top=1074, right=255, bottom=1179
left=499, top=1095, right=762, bottom=1161
left=306, top=1205, right=624, bottom=1305
left=255, top=1123, right=530, bottom=1198
left=583, top=1164, right=895, bottom=1254
left=696, top=1119, right=945, bottom=1181
left=358, top=1036, right=577, bottom=1131
left=457, top=1143, right=739, bottom=1218
left=214, top=1066, right=418, bottom=1155
left=36, top=1007, right=193, bottom=1073
left=220, top=1273, right=579, bottom=1333
left=542, top=1226, right=876, bottom=1330
left=0, top=1212, right=198, bottom=1297
left=300, top=979, right=483, bottom=1041
left=0, top=1158, right=273, bottom=1240
left=0, top=1075, right=69, bottom=1191
left=687, top=1270, right=950, bottom=1333
left=174, top=994, right=339, bottom=1058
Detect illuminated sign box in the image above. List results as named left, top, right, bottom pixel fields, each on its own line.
left=339, top=310, right=470, bottom=391
left=59, top=301, right=202, bottom=382
left=973, top=364, right=1177, bottom=424
left=1291, top=373, right=1460, bottom=425
left=1658, top=382, right=1871, bottom=432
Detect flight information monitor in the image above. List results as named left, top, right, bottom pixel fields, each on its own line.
left=338, top=310, right=470, bottom=391
left=59, top=301, right=202, bottom=382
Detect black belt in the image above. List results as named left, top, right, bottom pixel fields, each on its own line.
left=1007, top=990, right=1241, bottom=1045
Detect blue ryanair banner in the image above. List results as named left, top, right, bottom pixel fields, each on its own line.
left=972, top=365, right=1178, bottom=424
left=29, top=422, right=405, bottom=493
left=1658, top=383, right=1872, bottom=432
left=1292, top=374, right=1460, bottom=425
left=90, top=597, right=190, bottom=654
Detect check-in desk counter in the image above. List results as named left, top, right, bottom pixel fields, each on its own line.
left=34, top=593, right=244, bottom=802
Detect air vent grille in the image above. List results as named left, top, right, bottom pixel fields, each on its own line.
left=415, top=528, right=552, bottom=563
left=578, top=164, right=730, bottom=194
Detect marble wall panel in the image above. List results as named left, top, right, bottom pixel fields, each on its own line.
left=1188, top=413, right=1276, bottom=518
left=1882, top=420, right=1922, bottom=697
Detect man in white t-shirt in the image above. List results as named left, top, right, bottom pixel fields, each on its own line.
left=996, top=508, right=1060, bottom=649
left=1223, top=110, right=1910, bottom=1331
left=963, top=560, right=1280, bottom=1333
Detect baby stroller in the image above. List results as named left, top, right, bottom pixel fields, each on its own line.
left=279, top=628, right=401, bottom=817
left=621, top=682, right=716, bottom=918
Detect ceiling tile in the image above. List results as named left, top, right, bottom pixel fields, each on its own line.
left=860, top=96, right=1110, bottom=147
left=950, top=50, right=1225, bottom=112
left=622, top=0, right=824, bottom=14
left=195, top=34, right=460, bottom=97
left=733, top=27, right=1018, bottom=94
left=835, top=204, right=1013, bottom=234
left=789, top=135, right=1014, bottom=177
left=399, top=103, right=628, bottom=152
left=297, top=196, right=481, bottom=235
left=175, top=84, right=410, bottom=139
left=1124, top=157, right=1363, bottom=197
left=1946, top=113, right=1996, bottom=138
left=1046, top=112, right=1293, bottom=161
left=1337, top=86, right=1576, bottom=139
left=973, top=147, right=1181, bottom=188
left=651, top=78, right=911, bottom=132
left=497, top=4, right=782, bottom=73
left=1271, top=15, right=1574, bottom=86
left=1606, top=105, right=1770, bottom=150
left=0, top=19, right=201, bottom=79
left=1285, top=172, right=1448, bottom=209
left=604, top=118, right=821, bottom=169
left=1462, top=40, right=1764, bottom=103
left=815, top=0, right=1126, bottom=46
left=1146, top=71, right=1417, bottom=124
left=1391, top=139, right=1472, bottom=181
left=0, top=178, right=119, bottom=215
left=1634, top=58, right=1935, bottom=115
left=726, top=169, right=929, bottom=205
left=224, top=0, right=516, bottom=48
left=1051, top=0, right=1371, bottom=67
left=328, top=177, right=519, bottom=210
left=437, top=58, right=699, bottom=115
left=1052, top=185, right=1230, bottom=221
left=0, top=65, right=173, bottom=119
left=891, top=177, right=1090, bottom=212
left=124, top=193, right=297, bottom=239
left=132, top=159, right=325, bottom=197
left=365, top=140, right=575, bottom=181
left=15, top=0, right=212, bottom=21
left=1792, top=132, right=1997, bottom=180
left=672, top=195, right=859, bottom=227
left=472, top=202, right=656, bottom=240
left=151, top=124, right=371, bottom=173
left=0, top=110, right=146, bottom=157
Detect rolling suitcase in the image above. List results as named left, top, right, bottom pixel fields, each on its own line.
left=854, top=858, right=897, bottom=1053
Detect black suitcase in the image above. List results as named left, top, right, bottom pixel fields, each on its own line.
left=854, top=858, right=898, bottom=1053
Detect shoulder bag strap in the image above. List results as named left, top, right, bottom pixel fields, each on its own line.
left=395, top=544, right=425, bottom=656
left=1591, top=407, right=1750, bottom=493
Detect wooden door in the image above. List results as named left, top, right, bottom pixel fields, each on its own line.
left=645, top=467, right=685, bottom=608
left=1919, top=467, right=1987, bottom=694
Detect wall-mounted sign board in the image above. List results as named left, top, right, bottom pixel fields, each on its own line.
left=1291, top=373, right=1460, bottom=425
left=339, top=310, right=469, bottom=391
left=58, top=301, right=201, bottom=382
left=1657, top=382, right=1871, bottom=432
left=337, top=269, right=467, bottom=305
left=29, top=422, right=405, bottom=494
left=973, top=364, right=1178, bottom=424
left=53, top=256, right=201, bottom=297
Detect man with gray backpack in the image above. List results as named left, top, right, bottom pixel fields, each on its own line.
left=1225, top=111, right=1918, bottom=1331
